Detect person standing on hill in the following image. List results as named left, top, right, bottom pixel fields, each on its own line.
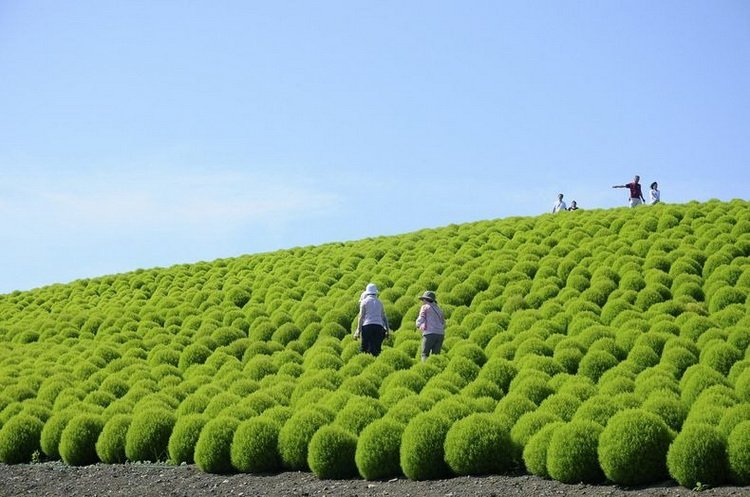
left=649, top=181, right=661, bottom=204
left=552, top=193, right=567, bottom=213
left=568, top=200, right=579, bottom=211
left=356, top=283, right=389, bottom=356
left=415, top=291, right=445, bottom=361
left=612, top=175, right=646, bottom=207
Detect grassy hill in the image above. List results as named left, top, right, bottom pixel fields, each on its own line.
left=1, top=199, right=749, bottom=486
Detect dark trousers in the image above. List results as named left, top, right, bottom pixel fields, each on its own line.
left=361, top=324, right=386, bottom=356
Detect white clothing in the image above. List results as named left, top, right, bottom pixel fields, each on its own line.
left=358, top=295, right=388, bottom=331
left=629, top=197, right=643, bottom=208
left=649, top=189, right=660, bottom=204
left=552, top=200, right=567, bottom=213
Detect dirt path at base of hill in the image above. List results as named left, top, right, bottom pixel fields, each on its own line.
left=1, top=463, right=748, bottom=497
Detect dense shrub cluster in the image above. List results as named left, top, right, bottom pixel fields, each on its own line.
left=0, top=200, right=749, bottom=489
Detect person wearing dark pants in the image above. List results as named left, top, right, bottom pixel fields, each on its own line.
left=356, top=283, right=389, bottom=356
left=415, top=290, right=446, bottom=362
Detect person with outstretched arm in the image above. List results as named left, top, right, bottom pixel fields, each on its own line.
left=612, top=175, right=646, bottom=207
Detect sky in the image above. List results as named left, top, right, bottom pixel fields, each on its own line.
left=1, top=1, right=749, bottom=294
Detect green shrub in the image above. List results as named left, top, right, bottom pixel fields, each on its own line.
left=307, top=425, right=358, bottom=479
left=0, top=414, right=44, bottom=463
left=194, top=416, right=240, bottom=474
left=125, top=408, right=176, bottom=462
left=355, top=418, right=405, bottom=480
left=667, top=423, right=727, bottom=488
left=700, top=342, right=743, bottom=377
left=40, top=410, right=75, bottom=459
left=598, top=409, right=672, bottom=485
left=681, top=364, right=730, bottom=406
left=96, top=414, right=131, bottom=464
left=168, top=414, right=207, bottom=464
left=59, top=414, right=105, bottom=466
left=494, top=393, right=537, bottom=423
left=728, top=421, right=750, bottom=484
left=641, top=395, right=686, bottom=432
left=511, top=411, right=562, bottom=456
left=278, top=408, right=333, bottom=470
left=231, top=417, right=281, bottom=473
left=523, top=421, right=565, bottom=477
left=718, top=404, right=750, bottom=438
left=546, top=420, right=604, bottom=484
left=444, top=413, right=513, bottom=475
left=578, top=351, right=618, bottom=382
left=400, top=412, right=452, bottom=480
left=477, top=358, right=517, bottom=392
left=572, top=395, right=619, bottom=427
left=537, top=394, right=580, bottom=422
left=334, top=397, right=385, bottom=435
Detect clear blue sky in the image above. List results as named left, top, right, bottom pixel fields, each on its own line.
left=1, top=1, right=748, bottom=294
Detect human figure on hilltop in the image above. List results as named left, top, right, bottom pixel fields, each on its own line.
left=649, top=182, right=660, bottom=205
left=355, top=283, right=389, bottom=356
left=612, top=175, right=646, bottom=207
left=568, top=200, right=579, bottom=211
left=415, top=290, right=445, bottom=361
left=552, top=193, right=567, bottom=213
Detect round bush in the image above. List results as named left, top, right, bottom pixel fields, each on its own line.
left=511, top=411, right=562, bottom=457
left=59, top=414, right=105, bottom=466
left=701, top=342, right=743, bottom=377
left=598, top=409, right=672, bottom=485
left=96, top=414, right=132, bottom=464
left=231, top=417, right=282, bottom=473
left=667, top=423, right=727, bottom=488
left=578, top=351, right=618, bottom=382
left=0, top=414, right=44, bottom=463
left=547, top=420, right=604, bottom=484
left=125, top=408, right=176, bottom=462
left=194, top=416, right=241, bottom=474
left=168, top=414, right=207, bottom=464
left=494, top=393, right=537, bottom=424
left=334, top=397, right=385, bottom=435
left=444, top=413, right=513, bottom=475
left=400, top=412, right=452, bottom=480
left=355, top=418, right=405, bottom=480
left=40, top=410, right=75, bottom=459
left=641, top=395, right=687, bottom=432
left=523, top=421, right=565, bottom=477
left=728, top=420, right=750, bottom=484
left=307, top=425, right=358, bottom=479
left=278, top=408, right=333, bottom=470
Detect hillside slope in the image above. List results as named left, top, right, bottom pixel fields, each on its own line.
left=1, top=200, right=749, bottom=487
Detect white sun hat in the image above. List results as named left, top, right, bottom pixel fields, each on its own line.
left=365, top=283, right=379, bottom=295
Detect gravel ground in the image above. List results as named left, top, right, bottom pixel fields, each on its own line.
left=1, top=463, right=749, bottom=497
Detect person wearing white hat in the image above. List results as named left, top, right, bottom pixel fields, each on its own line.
left=415, top=290, right=445, bottom=361
left=356, top=283, right=390, bottom=356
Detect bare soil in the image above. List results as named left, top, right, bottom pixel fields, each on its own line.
left=1, top=463, right=748, bottom=497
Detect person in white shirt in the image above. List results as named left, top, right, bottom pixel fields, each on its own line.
left=649, top=182, right=660, bottom=205
left=356, top=283, right=389, bottom=356
left=552, top=193, right=567, bottom=213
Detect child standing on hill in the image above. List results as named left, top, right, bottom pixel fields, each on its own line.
left=415, top=291, right=445, bottom=361
left=356, top=283, right=389, bottom=356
